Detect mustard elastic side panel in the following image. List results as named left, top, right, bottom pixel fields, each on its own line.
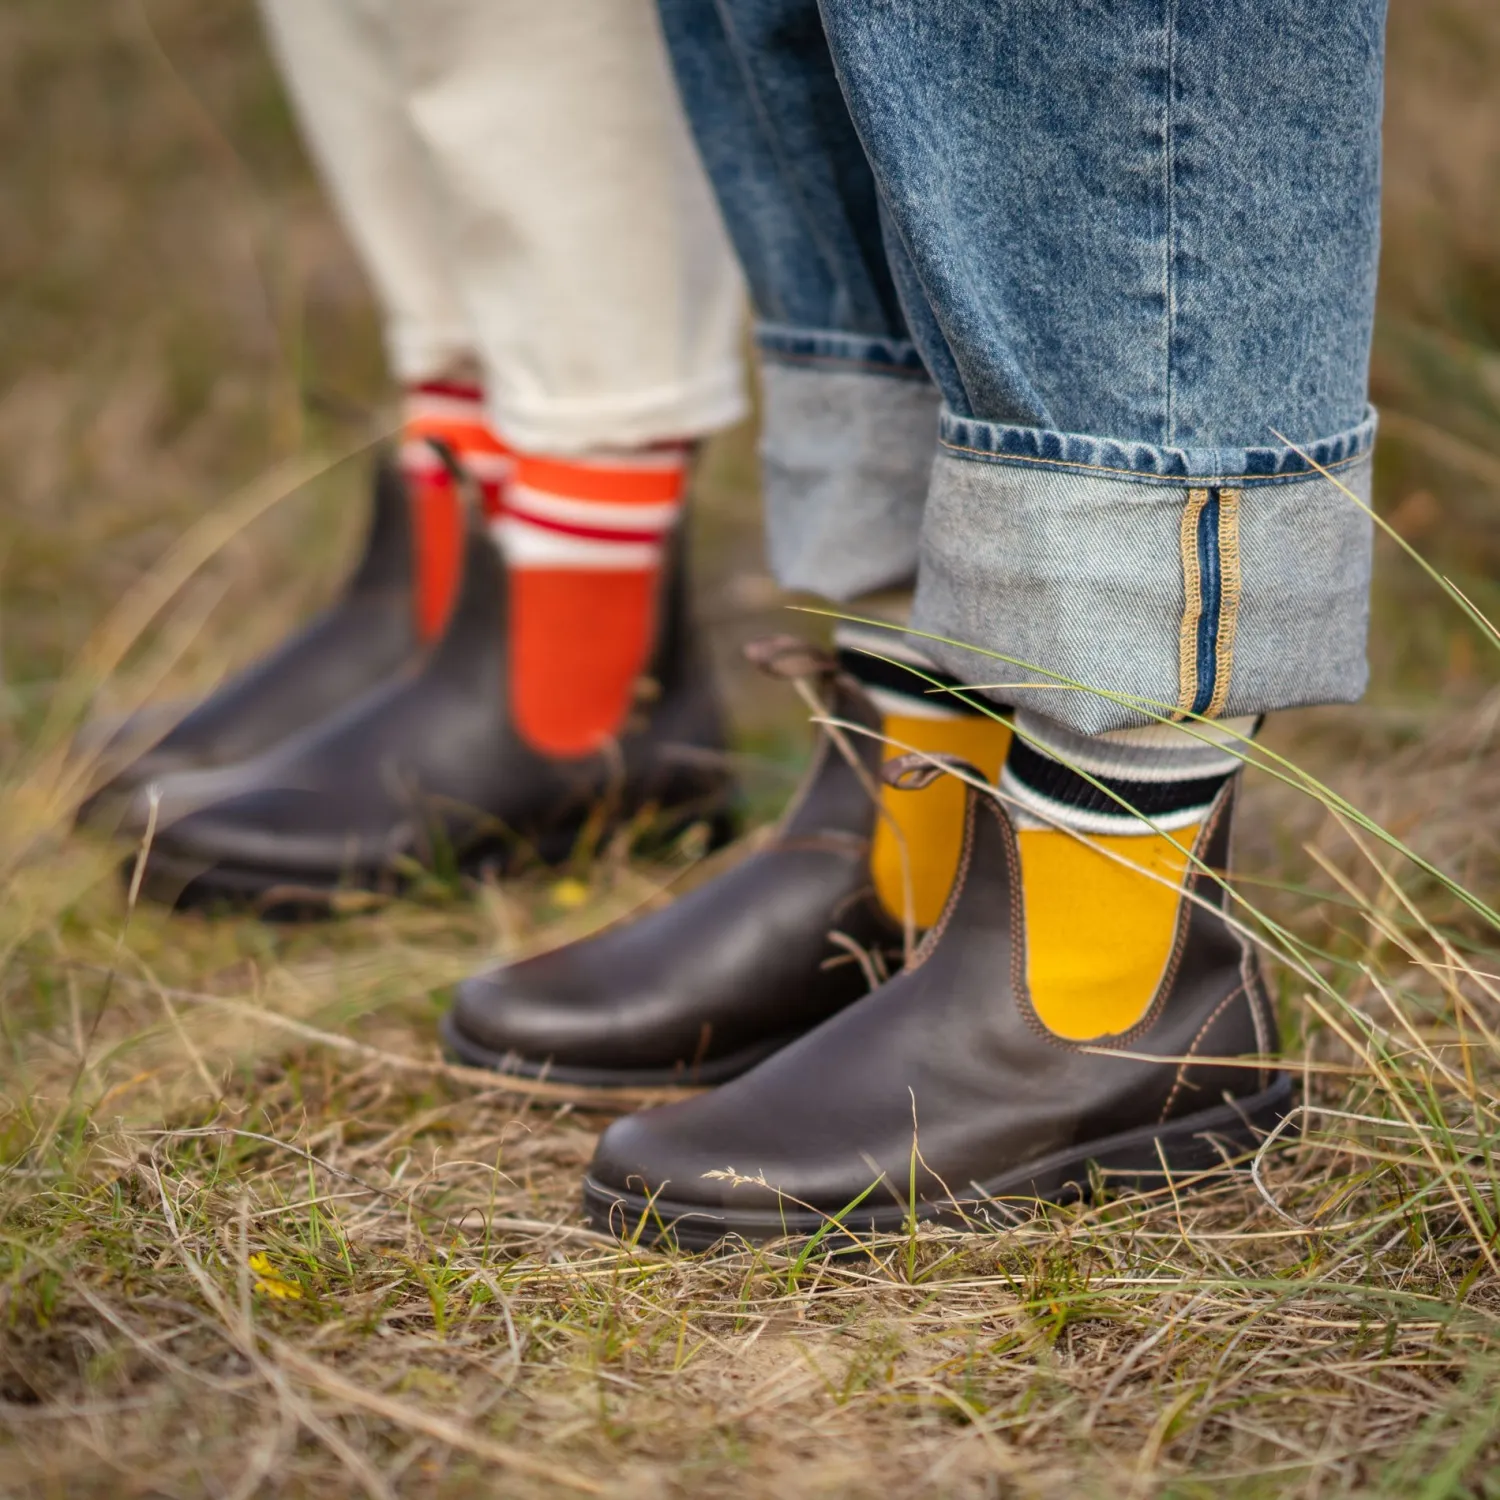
left=1019, top=823, right=1201, bottom=1042
left=871, top=713, right=1013, bottom=930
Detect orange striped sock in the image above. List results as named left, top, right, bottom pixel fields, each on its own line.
left=401, top=380, right=512, bottom=641
left=501, top=445, right=690, bottom=757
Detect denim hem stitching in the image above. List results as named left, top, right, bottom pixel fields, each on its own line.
left=937, top=437, right=1372, bottom=486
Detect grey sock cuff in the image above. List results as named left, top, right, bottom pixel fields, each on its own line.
left=1002, top=709, right=1257, bottom=834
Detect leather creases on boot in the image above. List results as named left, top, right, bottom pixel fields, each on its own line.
left=133, top=502, right=736, bottom=914
left=77, top=454, right=423, bottom=827
left=441, top=641, right=908, bottom=1087
left=583, top=763, right=1292, bottom=1248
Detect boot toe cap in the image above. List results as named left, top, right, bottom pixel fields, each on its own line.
left=445, top=954, right=715, bottom=1083
left=445, top=963, right=595, bottom=1072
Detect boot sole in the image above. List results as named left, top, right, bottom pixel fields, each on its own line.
left=129, top=803, right=739, bottom=919
left=437, top=1008, right=801, bottom=1090
left=583, top=1072, right=1296, bottom=1251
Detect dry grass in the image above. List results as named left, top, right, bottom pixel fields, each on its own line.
left=3, top=2, right=1500, bottom=1496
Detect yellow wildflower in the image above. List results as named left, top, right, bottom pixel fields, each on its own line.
left=248, top=1252, right=303, bottom=1301
left=549, top=877, right=590, bottom=910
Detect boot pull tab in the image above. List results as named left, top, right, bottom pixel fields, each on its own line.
left=743, top=635, right=838, bottom=682
left=881, top=751, right=987, bottom=792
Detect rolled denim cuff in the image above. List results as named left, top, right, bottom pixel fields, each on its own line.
left=756, top=323, right=940, bottom=600
left=912, top=408, right=1378, bottom=735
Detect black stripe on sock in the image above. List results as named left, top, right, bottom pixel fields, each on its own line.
left=1006, top=735, right=1231, bottom=820
left=837, top=647, right=1004, bottom=717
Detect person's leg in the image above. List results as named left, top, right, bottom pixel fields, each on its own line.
left=813, top=0, right=1380, bottom=1037
left=580, top=0, right=1387, bottom=1243
left=658, top=0, right=1013, bottom=902
left=375, top=0, right=750, bottom=756
left=820, top=1, right=1380, bottom=735
left=117, top=0, right=748, bottom=901
left=384, top=0, right=746, bottom=455
left=657, top=0, right=935, bottom=599
left=258, top=0, right=469, bottom=389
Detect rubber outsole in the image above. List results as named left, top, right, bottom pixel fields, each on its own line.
left=131, top=804, right=739, bottom=920
left=437, top=1007, right=800, bottom=1089
left=583, top=1072, right=1297, bottom=1251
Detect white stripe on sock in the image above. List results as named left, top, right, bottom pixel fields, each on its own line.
left=507, top=484, right=680, bottom=535
left=863, top=685, right=968, bottom=722
left=462, top=450, right=513, bottom=481
left=497, top=515, right=663, bottom=570
left=999, top=766, right=1213, bottom=836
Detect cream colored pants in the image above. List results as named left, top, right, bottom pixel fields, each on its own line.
left=258, top=0, right=747, bottom=451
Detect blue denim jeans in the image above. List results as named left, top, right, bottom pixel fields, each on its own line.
left=658, top=0, right=1386, bottom=734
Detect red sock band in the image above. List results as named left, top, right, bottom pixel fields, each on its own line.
left=501, top=446, right=688, bottom=757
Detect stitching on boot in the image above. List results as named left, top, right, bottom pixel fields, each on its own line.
left=1242, top=951, right=1273, bottom=1090
left=775, top=832, right=870, bottom=857
left=1159, top=983, right=1248, bottom=1122
left=904, top=791, right=981, bottom=972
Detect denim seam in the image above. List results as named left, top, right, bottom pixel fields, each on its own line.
left=1175, top=489, right=1210, bottom=718
left=936, top=438, right=1370, bottom=487
left=759, top=348, right=934, bottom=381
left=1207, top=491, right=1243, bottom=719
left=710, top=0, right=853, bottom=335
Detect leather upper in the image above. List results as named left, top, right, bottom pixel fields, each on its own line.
left=82, top=455, right=418, bottom=822
left=588, top=773, right=1278, bottom=1214
left=447, top=665, right=905, bottom=1082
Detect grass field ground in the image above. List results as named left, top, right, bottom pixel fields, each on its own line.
left=3, top=3, right=1500, bottom=1495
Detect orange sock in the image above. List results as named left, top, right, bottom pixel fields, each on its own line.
left=401, top=380, right=512, bottom=641
left=501, top=446, right=689, bottom=757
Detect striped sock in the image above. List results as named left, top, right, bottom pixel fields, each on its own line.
left=501, top=445, right=690, bottom=758
left=401, top=380, right=513, bottom=641
left=1001, top=708, right=1257, bottom=835
left=835, top=621, right=1012, bottom=930
left=1000, top=708, right=1258, bottom=1041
